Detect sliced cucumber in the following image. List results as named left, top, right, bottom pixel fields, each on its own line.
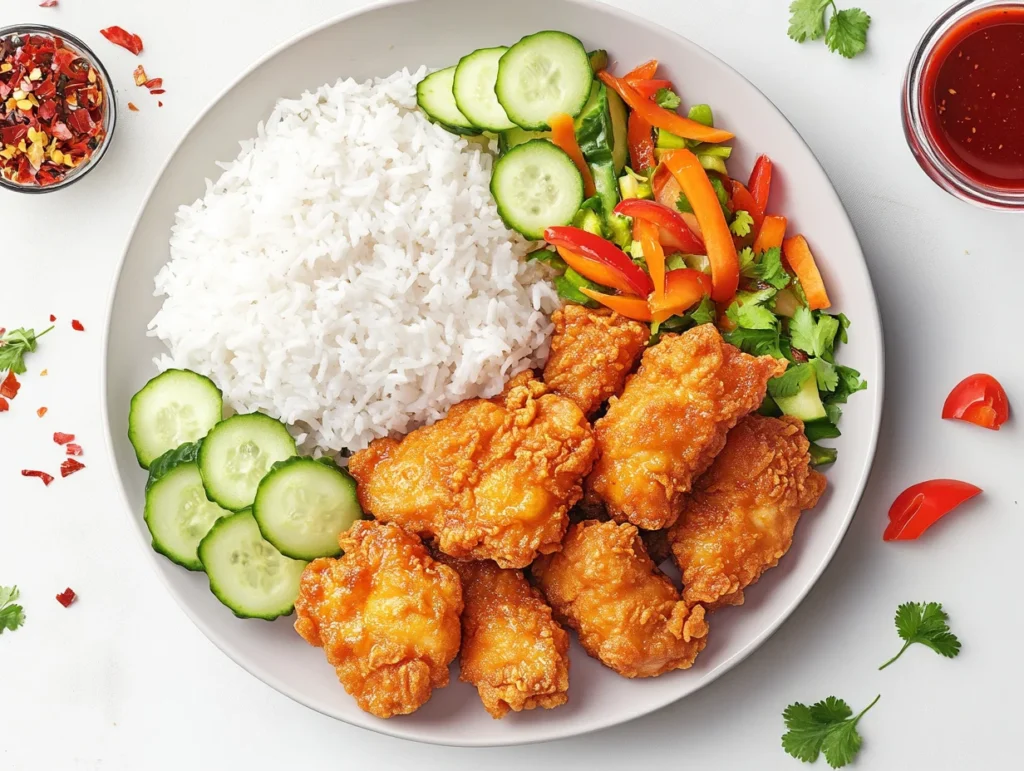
left=490, top=139, right=584, bottom=239
left=587, top=49, right=609, bottom=73
left=198, top=510, right=307, bottom=620
left=128, top=369, right=223, bottom=469
left=416, top=66, right=480, bottom=135
left=453, top=46, right=516, bottom=132
left=253, top=457, right=362, bottom=561
left=145, top=462, right=231, bottom=571
left=498, top=126, right=549, bottom=154
left=607, top=88, right=628, bottom=173
left=198, top=413, right=297, bottom=511
left=495, top=31, right=593, bottom=130
left=775, top=375, right=827, bottom=422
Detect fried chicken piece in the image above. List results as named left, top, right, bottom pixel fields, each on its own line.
left=294, top=521, right=463, bottom=719
left=586, top=324, right=787, bottom=531
left=531, top=520, right=709, bottom=678
left=348, top=372, right=597, bottom=569
left=668, top=415, right=827, bottom=610
left=543, top=305, right=649, bottom=416
left=436, top=555, right=570, bottom=719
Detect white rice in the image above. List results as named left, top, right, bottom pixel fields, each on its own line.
left=149, top=67, right=559, bottom=453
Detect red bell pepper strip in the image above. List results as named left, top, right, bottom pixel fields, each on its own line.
left=942, top=374, right=1009, bottom=430
left=753, top=215, right=787, bottom=253
left=649, top=269, right=712, bottom=322
left=782, top=235, right=831, bottom=310
left=729, top=179, right=765, bottom=236
left=624, top=59, right=659, bottom=81
left=549, top=113, right=596, bottom=198
left=884, top=480, right=982, bottom=541
left=615, top=198, right=704, bottom=254
left=545, top=226, right=654, bottom=297
left=663, top=150, right=739, bottom=302
left=634, top=218, right=666, bottom=302
left=627, top=111, right=657, bottom=172
left=748, top=154, right=773, bottom=213
left=580, top=287, right=653, bottom=321
left=629, top=79, right=673, bottom=99
left=555, top=247, right=637, bottom=295
left=598, top=71, right=734, bottom=144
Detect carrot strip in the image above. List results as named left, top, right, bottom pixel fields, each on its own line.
left=624, top=59, right=658, bottom=80
left=783, top=235, right=831, bottom=310
left=549, top=112, right=596, bottom=198
left=580, top=288, right=653, bottom=321
left=634, top=218, right=665, bottom=303
left=753, top=215, right=787, bottom=253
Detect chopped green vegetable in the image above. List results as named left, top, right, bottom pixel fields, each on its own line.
left=698, top=153, right=729, bottom=175
left=781, top=694, right=880, bottom=769
left=656, top=129, right=687, bottom=149
left=692, top=143, right=733, bottom=159
left=725, top=327, right=784, bottom=359
left=790, top=306, right=840, bottom=359
left=527, top=247, right=567, bottom=271
left=788, top=0, right=871, bottom=59
left=730, top=210, right=754, bottom=237
left=879, top=602, right=961, bottom=670
left=654, top=88, right=681, bottom=110
left=804, top=419, right=841, bottom=442
left=768, top=362, right=814, bottom=399
left=811, top=357, right=839, bottom=391
left=743, top=247, right=791, bottom=290
left=0, top=585, right=25, bottom=635
left=0, top=326, right=53, bottom=375
left=689, top=296, right=717, bottom=326
left=808, top=443, right=838, bottom=466
left=587, top=49, right=609, bottom=73
left=727, top=288, right=778, bottom=331
left=555, top=267, right=604, bottom=308
left=687, top=104, right=714, bottom=127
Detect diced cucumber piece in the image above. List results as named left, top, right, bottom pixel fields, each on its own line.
left=688, top=104, right=714, bottom=127
left=145, top=462, right=231, bottom=571
left=773, top=287, right=803, bottom=318
left=573, top=204, right=605, bottom=237
left=453, top=47, right=516, bottom=132
left=574, top=82, right=613, bottom=165
left=693, top=144, right=733, bottom=159
left=607, top=88, right=628, bottom=173
left=498, top=126, right=550, bottom=154
left=656, top=129, right=687, bottom=149
left=591, top=161, right=631, bottom=247
left=496, top=31, right=593, bottom=130
left=490, top=139, right=584, bottom=239
left=698, top=154, right=728, bottom=175
left=198, top=510, right=307, bottom=620
left=775, top=375, right=827, bottom=422
left=587, top=49, right=609, bottom=73
left=198, top=413, right=297, bottom=511
left=416, top=66, right=480, bottom=135
left=128, top=369, right=223, bottom=469
left=253, top=457, right=363, bottom=561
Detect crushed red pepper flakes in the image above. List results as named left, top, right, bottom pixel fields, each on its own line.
left=22, top=469, right=54, bottom=485
left=61, top=458, right=85, bottom=477
left=39, top=368, right=48, bottom=376
left=127, top=102, right=139, bottom=112
left=0, top=370, right=20, bottom=399
left=71, top=319, right=84, bottom=331
left=53, top=431, right=75, bottom=444
left=149, top=89, right=166, bottom=95
left=66, top=443, right=83, bottom=456
left=99, top=26, right=143, bottom=56
left=133, top=65, right=147, bottom=87
left=36, top=406, right=47, bottom=418
left=144, top=78, right=162, bottom=90
left=39, top=0, right=59, bottom=7
left=48, top=314, right=56, bottom=322
left=55, top=588, right=76, bottom=607
left=0, top=396, right=8, bottom=412
left=157, top=101, right=163, bottom=108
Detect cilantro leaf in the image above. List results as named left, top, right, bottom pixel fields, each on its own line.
left=745, top=247, right=791, bottom=290
left=790, top=306, right=839, bottom=358
left=782, top=694, right=879, bottom=768
left=738, top=246, right=756, bottom=274
left=768, top=361, right=813, bottom=398
left=879, top=602, right=962, bottom=670
left=0, top=326, right=53, bottom=375
left=709, top=176, right=733, bottom=218
left=727, top=292, right=778, bottom=330
left=688, top=296, right=717, bottom=327
left=0, top=585, right=25, bottom=634
left=725, top=327, right=784, bottom=359
left=804, top=419, right=841, bottom=442
left=654, top=87, right=682, bottom=110
left=824, top=402, right=842, bottom=424
left=811, top=357, right=839, bottom=391
left=826, top=7, right=871, bottom=58
left=730, top=210, right=754, bottom=237
left=787, top=0, right=831, bottom=42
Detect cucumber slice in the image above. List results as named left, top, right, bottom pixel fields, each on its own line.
left=607, top=88, right=628, bottom=174
left=253, top=457, right=363, bottom=561
left=775, top=375, right=827, bottom=422
left=453, top=47, right=516, bottom=132
left=498, top=126, right=550, bottom=154
left=198, top=413, right=297, bottom=511
left=145, top=462, right=231, bottom=571
left=198, top=510, right=307, bottom=620
left=128, top=369, right=223, bottom=469
left=496, top=31, right=593, bottom=130
left=490, top=139, right=584, bottom=239
left=416, top=66, right=480, bottom=135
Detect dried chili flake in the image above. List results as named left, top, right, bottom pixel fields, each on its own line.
left=22, top=469, right=54, bottom=485
left=55, top=588, right=76, bottom=607
left=127, top=102, right=139, bottom=112
left=157, top=101, right=163, bottom=108
left=71, top=319, right=84, bottom=331
left=0, top=370, right=20, bottom=400
left=60, top=458, right=85, bottom=478
left=48, top=314, right=56, bottom=322
left=144, top=78, right=163, bottom=90
left=0, top=396, right=8, bottom=412
left=99, top=26, right=143, bottom=56
left=40, top=0, right=59, bottom=7
left=65, top=443, right=83, bottom=456
left=53, top=431, right=75, bottom=445
left=149, top=89, right=166, bottom=95
left=36, top=406, right=47, bottom=418
left=133, top=65, right=147, bottom=86
left=39, top=368, right=48, bottom=376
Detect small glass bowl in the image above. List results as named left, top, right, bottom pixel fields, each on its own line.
left=0, top=23, right=117, bottom=194
left=902, top=0, right=1024, bottom=210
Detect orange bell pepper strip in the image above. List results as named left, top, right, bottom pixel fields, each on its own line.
left=783, top=235, right=831, bottom=310
left=649, top=269, right=712, bottom=322
left=598, top=71, right=734, bottom=144
left=545, top=226, right=654, bottom=297
left=663, top=149, right=739, bottom=302
left=549, top=112, right=595, bottom=198
left=624, top=59, right=659, bottom=81
left=627, top=111, right=656, bottom=172
left=729, top=179, right=765, bottom=237
left=633, top=218, right=665, bottom=303
left=555, top=247, right=638, bottom=295
left=753, top=214, right=787, bottom=253
left=748, top=154, right=773, bottom=213
left=580, top=287, right=653, bottom=321
left=629, top=78, right=673, bottom=99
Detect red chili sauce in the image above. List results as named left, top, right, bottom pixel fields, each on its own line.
left=923, top=5, right=1024, bottom=189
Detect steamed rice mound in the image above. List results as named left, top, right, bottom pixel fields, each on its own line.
left=150, top=67, right=559, bottom=453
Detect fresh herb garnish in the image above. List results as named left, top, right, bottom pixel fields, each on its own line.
left=0, top=326, right=53, bottom=375
left=879, top=602, right=961, bottom=670
left=788, top=0, right=871, bottom=59
left=0, top=585, right=26, bottom=634
left=654, top=87, right=681, bottom=110
left=782, top=694, right=880, bottom=768
left=729, top=210, right=754, bottom=237
left=742, top=246, right=791, bottom=290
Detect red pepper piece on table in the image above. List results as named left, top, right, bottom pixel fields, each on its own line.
left=884, top=480, right=982, bottom=541
left=66, top=443, right=83, bottom=456
left=61, top=458, right=85, bottom=478
left=0, top=397, right=8, bottom=412
left=0, top=371, right=20, bottom=400
left=615, top=199, right=704, bottom=255
left=22, top=469, right=55, bottom=486
left=748, top=154, right=773, bottom=213
left=942, top=374, right=1009, bottom=430
left=37, top=407, right=48, bottom=418
left=99, top=26, right=144, bottom=55
left=71, top=319, right=85, bottom=331
left=545, top=226, right=654, bottom=297
left=649, top=269, right=712, bottom=322
left=53, top=432, right=75, bottom=445
left=627, top=111, right=656, bottom=173
left=56, top=588, right=76, bottom=607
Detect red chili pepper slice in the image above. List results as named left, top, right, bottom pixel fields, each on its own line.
left=627, top=111, right=656, bottom=172
left=71, top=319, right=85, bottom=331
left=22, top=469, right=55, bottom=486
left=942, top=373, right=1009, bottom=430
left=748, top=155, right=773, bottom=213
left=99, top=26, right=144, bottom=55
left=61, top=458, right=85, bottom=478
left=615, top=198, right=705, bottom=254
left=0, top=370, right=20, bottom=400
left=53, top=432, right=75, bottom=445
left=66, top=443, right=83, bottom=456
left=0, top=397, right=8, bottom=412
left=884, top=479, right=982, bottom=541
left=544, top=226, right=654, bottom=297
left=55, top=588, right=76, bottom=607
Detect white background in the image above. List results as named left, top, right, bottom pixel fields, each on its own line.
left=1, top=0, right=1020, bottom=768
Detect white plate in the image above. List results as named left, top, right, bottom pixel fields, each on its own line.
left=102, top=0, right=883, bottom=747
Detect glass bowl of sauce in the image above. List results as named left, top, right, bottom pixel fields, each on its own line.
left=903, top=0, right=1024, bottom=209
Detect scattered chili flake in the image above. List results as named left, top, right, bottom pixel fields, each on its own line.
left=149, top=89, right=166, bottom=95
left=53, top=431, right=75, bottom=444
left=71, top=319, right=84, bottom=331
left=158, top=101, right=163, bottom=108
left=0, top=396, right=8, bottom=412
left=99, top=26, right=143, bottom=56
left=48, top=314, right=56, bottom=322
left=36, top=406, right=47, bottom=418
left=0, top=370, right=20, bottom=399
left=60, top=458, right=85, bottom=477
left=133, top=65, right=147, bottom=87
left=39, top=0, right=59, bottom=7
left=22, top=469, right=54, bottom=485
left=55, top=588, right=76, bottom=607
left=143, top=78, right=162, bottom=90
left=127, top=102, right=139, bottom=112
left=39, top=368, right=47, bottom=376
left=65, top=443, right=83, bottom=456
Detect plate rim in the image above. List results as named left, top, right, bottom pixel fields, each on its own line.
left=100, top=0, right=885, bottom=748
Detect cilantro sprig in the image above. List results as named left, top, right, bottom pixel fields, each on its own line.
left=782, top=694, right=879, bottom=768
left=654, top=87, right=681, bottom=110
left=788, top=0, right=871, bottom=59
left=0, top=326, right=53, bottom=375
left=0, top=585, right=26, bottom=634
left=879, top=602, right=961, bottom=670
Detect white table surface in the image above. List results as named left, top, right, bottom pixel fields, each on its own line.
left=1, top=0, right=1020, bottom=768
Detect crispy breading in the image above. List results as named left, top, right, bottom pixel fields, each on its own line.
left=586, top=324, right=788, bottom=530
left=531, top=520, right=709, bottom=678
left=348, top=372, right=597, bottom=569
left=293, top=521, right=463, bottom=719
left=437, top=555, right=570, bottom=719
left=668, top=415, right=827, bottom=610
left=543, top=305, right=649, bottom=416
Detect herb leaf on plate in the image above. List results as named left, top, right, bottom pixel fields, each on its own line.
left=0, top=326, right=53, bottom=375
left=654, top=87, right=681, bottom=110
left=879, top=602, right=961, bottom=670
left=782, top=694, right=879, bottom=768
left=788, top=0, right=871, bottom=59
left=0, top=585, right=26, bottom=634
